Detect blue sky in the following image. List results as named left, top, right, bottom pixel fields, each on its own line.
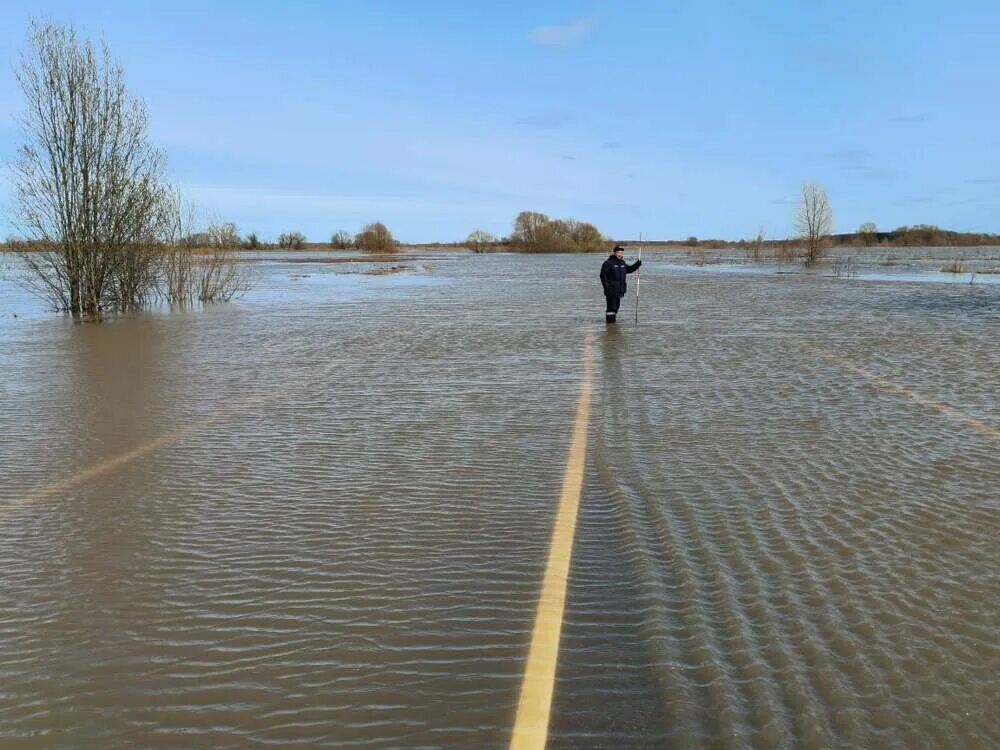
left=2, top=0, right=1000, bottom=243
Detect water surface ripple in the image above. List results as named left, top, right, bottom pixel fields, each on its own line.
left=1, top=252, right=998, bottom=748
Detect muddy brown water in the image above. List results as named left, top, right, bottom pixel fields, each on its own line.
left=1, top=250, right=998, bottom=748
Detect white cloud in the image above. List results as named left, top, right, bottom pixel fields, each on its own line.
left=527, top=17, right=594, bottom=47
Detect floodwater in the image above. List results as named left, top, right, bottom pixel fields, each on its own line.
left=1, top=250, right=998, bottom=748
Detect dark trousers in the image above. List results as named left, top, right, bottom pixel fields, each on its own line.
left=605, top=292, right=621, bottom=322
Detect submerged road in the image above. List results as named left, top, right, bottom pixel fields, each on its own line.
left=511, top=335, right=592, bottom=750
left=1, top=251, right=998, bottom=748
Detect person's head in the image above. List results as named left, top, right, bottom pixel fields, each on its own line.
left=613, top=245, right=625, bottom=258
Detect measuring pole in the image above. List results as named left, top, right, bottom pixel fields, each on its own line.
left=635, top=232, right=643, bottom=325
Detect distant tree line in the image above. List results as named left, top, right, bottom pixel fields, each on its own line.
left=509, top=211, right=605, bottom=252
left=653, top=226, right=1000, bottom=251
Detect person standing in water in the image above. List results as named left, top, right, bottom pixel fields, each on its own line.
left=600, top=245, right=641, bottom=323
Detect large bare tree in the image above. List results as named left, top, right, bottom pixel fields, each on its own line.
left=793, top=182, right=833, bottom=265
left=11, top=22, right=174, bottom=318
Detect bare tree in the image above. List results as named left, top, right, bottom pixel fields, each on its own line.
left=465, top=229, right=496, bottom=253
left=192, top=247, right=249, bottom=302
left=11, top=22, right=175, bottom=319
left=330, top=230, right=353, bottom=249
left=511, top=211, right=550, bottom=250
left=159, top=190, right=197, bottom=302
left=858, top=222, right=878, bottom=247
left=355, top=222, right=395, bottom=252
left=206, top=222, right=240, bottom=249
left=277, top=232, right=306, bottom=249
left=793, top=182, right=833, bottom=265
left=566, top=220, right=603, bottom=251
left=158, top=193, right=249, bottom=304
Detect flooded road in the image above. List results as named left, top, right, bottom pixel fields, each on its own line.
left=1, top=251, right=998, bottom=748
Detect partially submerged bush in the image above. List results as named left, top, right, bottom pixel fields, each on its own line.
left=465, top=229, right=497, bottom=253
left=832, top=255, right=857, bottom=278
left=355, top=222, right=395, bottom=252
left=12, top=22, right=176, bottom=318
left=744, top=228, right=767, bottom=261
left=160, top=245, right=249, bottom=303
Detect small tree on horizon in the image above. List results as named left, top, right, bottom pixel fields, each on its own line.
left=277, top=231, right=305, bottom=249
left=330, top=230, right=353, bottom=249
left=465, top=230, right=496, bottom=253
left=746, top=227, right=766, bottom=261
left=566, top=220, right=603, bottom=251
left=793, top=182, right=833, bottom=265
left=355, top=222, right=394, bottom=252
left=858, top=222, right=878, bottom=247
left=511, top=211, right=550, bottom=250
left=206, top=222, right=240, bottom=249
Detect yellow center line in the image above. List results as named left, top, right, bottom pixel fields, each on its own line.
left=3, top=418, right=216, bottom=517
left=6, top=394, right=273, bottom=518
left=821, top=352, right=1000, bottom=440
left=510, top=335, right=593, bottom=750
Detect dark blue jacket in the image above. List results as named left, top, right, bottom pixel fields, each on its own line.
left=600, top=255, right=641, bottom=297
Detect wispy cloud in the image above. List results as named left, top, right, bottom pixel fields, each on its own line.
left=515, top=112, right=571, bottom=129
left=796, top=46, right=870, bottom=76
left=827, top=148, right=869, bottom=164
left=185, top=184, right=456, bottom=215
left=601, top=141, right=621, bottom=149
left=897, top=194, right=936, bottom=205
left=966, top=177, right=1000, bottom=184
left=824, top=150, right=898, bottom=181
left=857, top=168, right=899, bottom=182
left=889, top=114, right=926, bottom=123
left=527, top=17, right=595, bottom=47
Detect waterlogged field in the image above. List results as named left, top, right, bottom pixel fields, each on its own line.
left=1, top=249, right=998, bottom=748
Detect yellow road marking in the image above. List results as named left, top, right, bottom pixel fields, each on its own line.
left=6, top=394, right=272, bottom=517
left=510, top=335, right=593, bottom=750
left=823, top=352, right=1000, bottom=440
left=28, top=420, right=215, bottom=501
left=1, top=418, right=215, bottom=518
